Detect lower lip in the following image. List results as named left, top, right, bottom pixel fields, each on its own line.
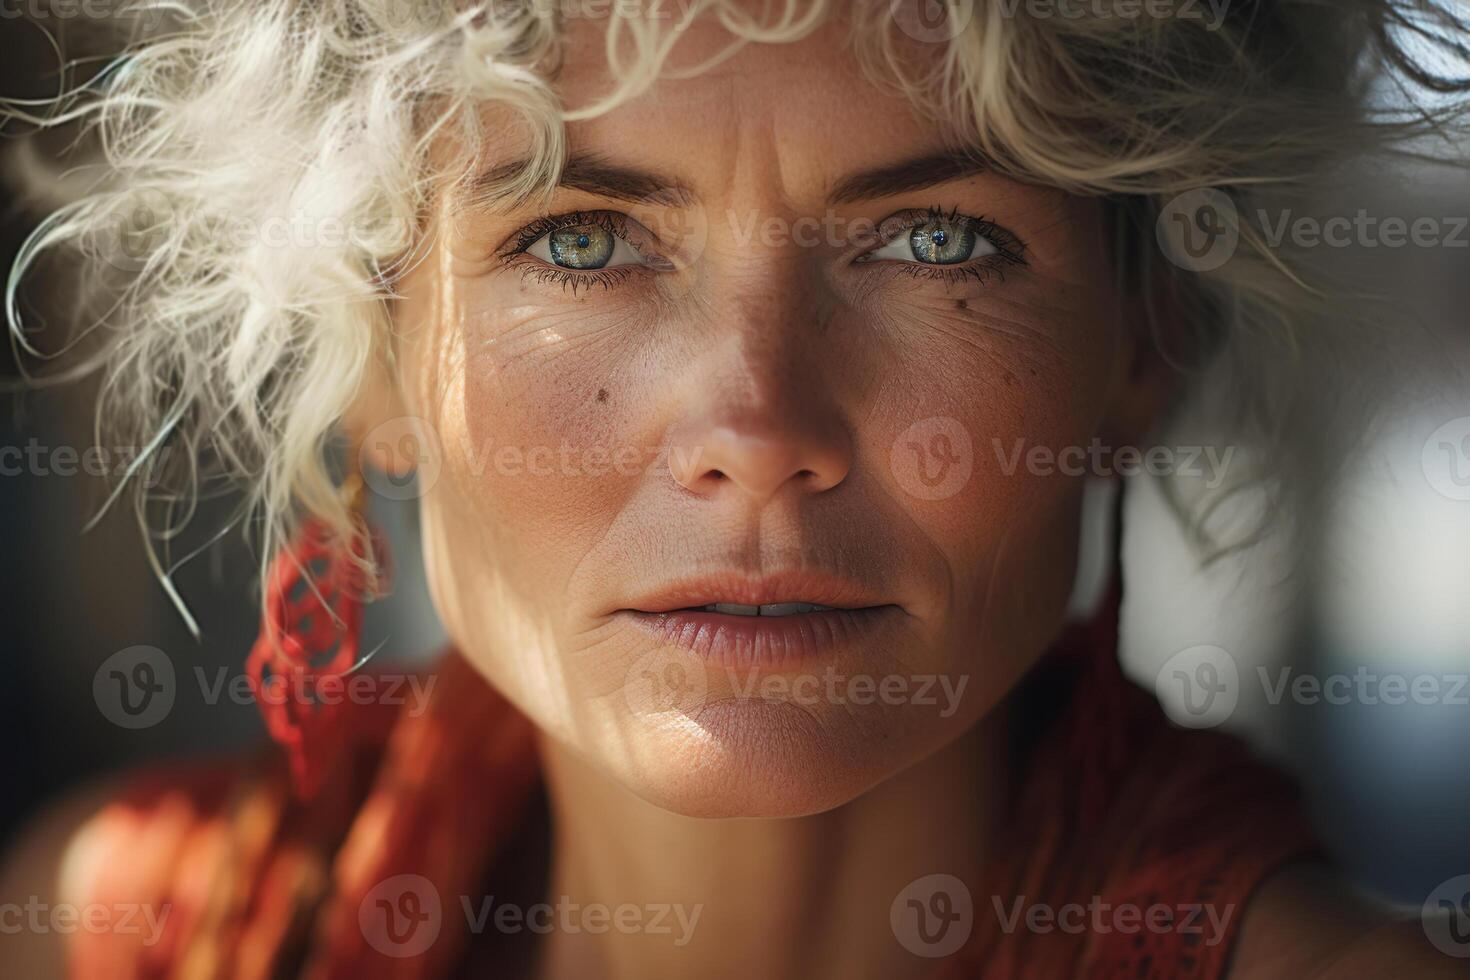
left=620, top=606, right=902, bottom=669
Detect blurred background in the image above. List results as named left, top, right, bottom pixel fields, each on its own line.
left=2, top=10, right=1468, bottom=914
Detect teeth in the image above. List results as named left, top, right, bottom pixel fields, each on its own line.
left=708, top=603, right=760, bottom=616
left=758, top=602, right=827, bottom=616
left=701, top=602, right=835, bottom=616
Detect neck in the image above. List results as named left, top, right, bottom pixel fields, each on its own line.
left=532, top=707, right=1011, bottom=980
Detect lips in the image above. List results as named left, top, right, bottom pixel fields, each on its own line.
left=621, top=570, right=890, bottom=615
left=618, top=572, right=901, bottom=668
left=693, top=602, right=836, bottom=616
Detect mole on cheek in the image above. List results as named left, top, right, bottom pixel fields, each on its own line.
left=596, top=387, right=609, bottom=403
left=955, top=299, right=968, bottom=311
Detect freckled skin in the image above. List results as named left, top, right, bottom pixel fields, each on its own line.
left=366, top=14, right=1169, bottom=820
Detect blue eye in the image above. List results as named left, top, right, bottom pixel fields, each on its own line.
left=527, top=222, right=646, bottom=270
left=863, top=217, right=994, bottom=266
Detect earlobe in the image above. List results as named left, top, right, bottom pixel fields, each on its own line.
left=1099, top=298, right=1180, bottom=449
left=342, top=347, right=416, bottom=479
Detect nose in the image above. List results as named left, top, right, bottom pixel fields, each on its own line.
left=665, top=252, right=856, bottom=504
left=669, top=408, right=852, bottom=501
left=667, top=313, right=853, bottom=502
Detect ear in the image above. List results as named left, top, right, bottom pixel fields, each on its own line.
left=342, top=341, right=416, bottom=480
left=1097, top=290, right=1181, bottom=448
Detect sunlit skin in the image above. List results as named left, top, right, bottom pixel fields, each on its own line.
left=372, top=15, right=1157, bottom=818
left=350, top=13, right=1174, bottom=979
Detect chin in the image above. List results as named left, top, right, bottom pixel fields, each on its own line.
left=609, top=697, right=935, bottom=819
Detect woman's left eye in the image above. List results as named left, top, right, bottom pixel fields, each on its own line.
left=522, top=219, right=649, bottom=271
left=855, top=211, right=1028, bottom=276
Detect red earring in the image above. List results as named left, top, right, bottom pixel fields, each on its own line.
left=245, top=473, right=388, bottom=799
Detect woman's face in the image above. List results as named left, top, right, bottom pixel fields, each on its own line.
left=376, top=15, right=1160, bottom=817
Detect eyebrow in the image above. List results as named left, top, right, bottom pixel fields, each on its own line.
left=466, top=148, right=990, bottom=209
left=826, top=150, right=991, bottom=205
left=468, top=154, right=694, bottom=206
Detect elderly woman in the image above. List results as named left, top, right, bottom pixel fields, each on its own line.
left=2, top=0, right=1468, bottom=977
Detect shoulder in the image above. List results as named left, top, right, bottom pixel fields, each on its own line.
left=1, top=775, right=122, bottom=976
left=1230, top=863, right=1470, bottom=979
left=0, top=761, right=238, bottom=977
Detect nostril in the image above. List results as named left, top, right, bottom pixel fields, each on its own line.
left=709, top=469, right=727, bottom=481
left=796, top=469, right=816, bottom=481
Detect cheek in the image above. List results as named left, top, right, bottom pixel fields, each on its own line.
left=852, top=272, right=1120, bottom=667
left=430, top=287, right=658, bottom=546
left=861, top=274, right=1121, bottom=536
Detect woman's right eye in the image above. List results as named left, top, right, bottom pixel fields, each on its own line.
left=525, top=222, right=649, bottom=271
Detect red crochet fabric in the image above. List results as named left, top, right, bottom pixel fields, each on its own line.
left=62, top=579, right=1316, bottom=979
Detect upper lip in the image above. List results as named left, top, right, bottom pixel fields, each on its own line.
left=620, top=570, right=893, bottom=614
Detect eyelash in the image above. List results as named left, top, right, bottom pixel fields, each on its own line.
left=500, top=210, right=651, bottom=293
left=864, top=205, right=1029, bottom=284
left=499, top=205, right=1028, bottom=289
